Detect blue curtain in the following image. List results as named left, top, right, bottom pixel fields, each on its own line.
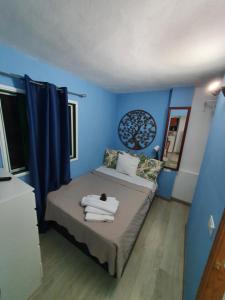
left=24, top=75, right=71, bottom=230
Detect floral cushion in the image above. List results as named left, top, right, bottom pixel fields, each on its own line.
left=136, top=154, right=164, bottom=182
left=103, top=149, right=119, bottom=169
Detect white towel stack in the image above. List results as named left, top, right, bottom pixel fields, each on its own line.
left=81, top=195, right=119, bottom=222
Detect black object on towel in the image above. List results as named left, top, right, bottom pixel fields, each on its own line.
left=0, top=176, right=12, bottom=181
left=100, top=193, right=107, bottom=201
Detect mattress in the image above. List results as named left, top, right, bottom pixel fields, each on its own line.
left=45, top=169, right=155, bottom=277
left=96, top=166, right=157, bottom=192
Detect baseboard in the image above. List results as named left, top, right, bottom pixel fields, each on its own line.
left=171, top=197, right=191, bottom=206
left=157, top=195, right=191, bottom=206
left=156, top=194, right=171, bottom=201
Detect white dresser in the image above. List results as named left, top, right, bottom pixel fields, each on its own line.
left=0, top=169, right=42, bottom=300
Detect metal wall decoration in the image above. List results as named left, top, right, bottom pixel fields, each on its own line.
left=118, top=109, right=157, bottom=150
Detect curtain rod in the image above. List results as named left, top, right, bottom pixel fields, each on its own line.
left=0, top=70, right=87, bottom=98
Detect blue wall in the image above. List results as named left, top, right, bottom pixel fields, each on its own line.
left=0, top=43, right=117, bottom=181
left=157, top=169, right=177, bottom=199
left=114, top=88, right=194, bottom=155
left=170, top=86, right=194, bottom=107
left=184, top=75, right=225, bottom=299
left=115, top=90, right=171, bottom=156
left=114, top=88, right=194, bottom=199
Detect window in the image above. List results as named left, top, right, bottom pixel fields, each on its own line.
left=0, top=86, right=78, bottom=175
left=0, top=89, right=28, bottom=174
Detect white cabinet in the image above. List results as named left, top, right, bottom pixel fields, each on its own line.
left=0, top=169, right=42, bottom=300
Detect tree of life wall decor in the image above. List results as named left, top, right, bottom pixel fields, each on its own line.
left=118, top=110, right=157, bottom=150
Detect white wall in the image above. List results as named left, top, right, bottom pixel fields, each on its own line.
left=174, top=116, right=186, bottom=153
left=172, top=83, right=214, bottom=203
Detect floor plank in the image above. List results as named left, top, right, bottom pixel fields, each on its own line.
left=30, top=198, right=188, bottom=300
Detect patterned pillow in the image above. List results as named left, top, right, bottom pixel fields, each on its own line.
left=136, top=154, right=164, bottom=182
left=103, top=149, right=119, bottom=169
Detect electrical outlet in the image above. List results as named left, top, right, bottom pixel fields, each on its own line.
left=208, top=215, right=216, bottom=236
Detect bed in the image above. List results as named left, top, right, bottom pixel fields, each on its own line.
left=45, top=166, right=156, bottom=278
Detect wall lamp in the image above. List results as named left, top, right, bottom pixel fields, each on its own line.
left=153, top=145, right=161, bottom=160
left=207, top=79, right=225, bottom=96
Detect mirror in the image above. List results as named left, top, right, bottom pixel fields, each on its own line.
left=162, top=107, right=191, bottom=170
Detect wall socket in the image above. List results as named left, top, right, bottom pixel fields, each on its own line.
left=208, top=215, right=216, bottom=236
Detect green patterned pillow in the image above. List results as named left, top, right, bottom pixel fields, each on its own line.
left=103, top=149, right=119, bottom=169
left=136, top=154, right=164, bottom=182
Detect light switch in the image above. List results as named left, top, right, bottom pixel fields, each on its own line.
left=208, top=215, right=216, bottom=236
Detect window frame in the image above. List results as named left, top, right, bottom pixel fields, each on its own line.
left=0, top=84, right=78, bottom=177
left=68, top=99, right=78, bottom=162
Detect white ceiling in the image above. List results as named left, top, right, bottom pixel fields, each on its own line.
left=0, top=0, right=225, bottom=92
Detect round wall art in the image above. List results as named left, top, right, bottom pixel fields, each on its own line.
left=118, top=109, right=157, bottom=150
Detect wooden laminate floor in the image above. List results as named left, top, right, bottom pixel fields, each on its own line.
left=30, top=198, right=189, bottom=300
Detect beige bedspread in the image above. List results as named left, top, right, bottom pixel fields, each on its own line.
left=45, top=170, right=154, bottom=278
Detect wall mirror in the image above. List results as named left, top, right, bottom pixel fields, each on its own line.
left=162, top=107, right=191, bottom=170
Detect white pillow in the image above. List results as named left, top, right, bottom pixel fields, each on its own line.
left=116, top=153, right=140, bottom=177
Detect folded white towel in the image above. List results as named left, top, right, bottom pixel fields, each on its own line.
left=81, top=195, right=119, bottom=214
left=85, top=213, right=114, bottom=222
left=85, top=206, right=113, bottom=216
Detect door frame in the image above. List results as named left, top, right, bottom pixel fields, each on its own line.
left=197, top=209, right=225, bottom=299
